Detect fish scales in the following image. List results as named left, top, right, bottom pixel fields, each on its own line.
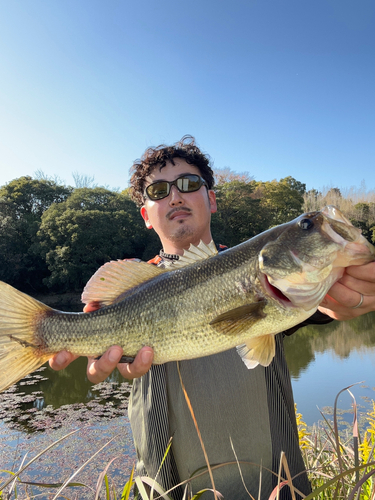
left=22, top=247, right=269, bottom=358
left=0, top=205, right=375, bottom=392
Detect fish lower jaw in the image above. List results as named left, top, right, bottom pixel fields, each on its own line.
left=259, top=272, right=296, bottom=309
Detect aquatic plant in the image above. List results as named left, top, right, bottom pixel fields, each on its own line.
left=2, top=385, right=375, bottom=499
left=296, top=386, right=375, bottom=500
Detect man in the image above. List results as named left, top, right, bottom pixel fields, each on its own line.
left=50, top=136, right=375, bottom=499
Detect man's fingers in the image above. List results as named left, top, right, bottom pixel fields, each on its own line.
left=117, top=347, right=154, bottom=380
left=319, top=272, right=375, bottom=320
left=322, top=281, right=364, bottom=309
left=51, top=345, right=154, bottom=384
left=49, top=351, right=79, bottom=371
left=87, top=346, right=124, bottom=384
left=87, top=346, right=153, bottom=383
left=345, top=262, right=375, bottom=282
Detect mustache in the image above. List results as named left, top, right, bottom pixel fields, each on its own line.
left=166, top=207, right=192, bottom=219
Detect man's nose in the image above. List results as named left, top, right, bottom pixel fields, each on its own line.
left=169, top=185, right=184, bottom=205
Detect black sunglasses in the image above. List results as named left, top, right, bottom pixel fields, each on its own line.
left=144, top=174, right=207, bottom=201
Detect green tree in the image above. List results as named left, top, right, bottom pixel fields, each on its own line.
left=0, top=177, right=72, bottom=291
left=280, top=176, right=306, bottom=197
left=255, top=177, right=305, bottom=226
left=0, top=176, right=72, bottom=218
left=38, top=188, right=152, bottom=291
left=211, top=180, right=266, bottom=247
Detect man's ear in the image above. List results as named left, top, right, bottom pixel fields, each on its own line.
left=140, top=206, right=153, bottom=229
left=208, top=190, right=217, bottom=214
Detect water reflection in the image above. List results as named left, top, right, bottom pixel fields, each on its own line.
left=284, top=311, right=375, bottom=425
left=0, top=360, right=131, bottom=434
left=284, top=311, right=375, bottom=378
left=33, top=357, right=128, bottom=408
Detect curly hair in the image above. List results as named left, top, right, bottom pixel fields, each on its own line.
left=129, top=135, right=215, bottom=206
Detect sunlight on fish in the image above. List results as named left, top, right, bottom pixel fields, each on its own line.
left=0, top=206, right=374, bottom=392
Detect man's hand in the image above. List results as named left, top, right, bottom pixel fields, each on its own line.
left=49, top=350, right=79, bottom=370
left=49, top=345, right=154, bottom=383
left=49, top=299, right=154, bottom=383
left=318, top=261, right=375, bottom=321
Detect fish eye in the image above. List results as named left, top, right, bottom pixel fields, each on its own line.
left=299, top=218, right=314, bottom=230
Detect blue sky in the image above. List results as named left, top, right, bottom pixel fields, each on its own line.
left=0, top=0, right=374, bottom=193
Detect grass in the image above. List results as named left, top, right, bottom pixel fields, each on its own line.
left=296, top=384, right=375, bottom=500
left=1, top=385, right=375, bottom=499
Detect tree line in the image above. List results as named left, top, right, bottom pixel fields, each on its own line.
left=0, top=174, right=374, bottom=294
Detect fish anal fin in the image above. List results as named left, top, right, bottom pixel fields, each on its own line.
left=209, top=301, right=266, bottom=335
left=236, top=334, right=276, bottom=369
left=82, top=260, right=166, bottom=306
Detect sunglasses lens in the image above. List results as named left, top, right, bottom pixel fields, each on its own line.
left=145, top=175, right=205, bottom=200
left=146, top=182, right=169, bottom=200
left=176, top=175, right=201, bottom=192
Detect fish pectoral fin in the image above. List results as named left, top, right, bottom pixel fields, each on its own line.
left=209, top=301, right=266, bottom=335
left=172, top=240, right=218, bottom=268
left=236, top=334, right=276, bottom=369
left=82, top=260, right=167, bottom=306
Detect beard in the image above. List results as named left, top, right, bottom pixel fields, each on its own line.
left=168, top=220, right=195, bottom=243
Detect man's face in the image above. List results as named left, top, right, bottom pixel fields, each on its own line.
left=140, top=158, right=217, bottom=254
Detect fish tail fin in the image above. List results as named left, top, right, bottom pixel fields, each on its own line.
left=236, top=334, right=276, bottom=369
left=0, top=281, right=52, bottom=392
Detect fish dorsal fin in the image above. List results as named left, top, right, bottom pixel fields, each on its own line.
left=236, top=334, right=276, bottom=369
left=172, top=240, right=218, bottom=268
left=209, top=301, right=266, bottom=334
left=81, top=259, right=166, bottom=306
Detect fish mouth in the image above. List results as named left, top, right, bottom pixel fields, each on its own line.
left=260, top=270, right=331, bottom=311
left=259, top=272, right=294, bottom=307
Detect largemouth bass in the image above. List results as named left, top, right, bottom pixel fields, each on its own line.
left=0, top=206, right=374, bottom=392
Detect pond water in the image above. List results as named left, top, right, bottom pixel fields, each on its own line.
left=284, top=310, right=375, bottom=425
left=1, top=310, right=374, bottom=497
